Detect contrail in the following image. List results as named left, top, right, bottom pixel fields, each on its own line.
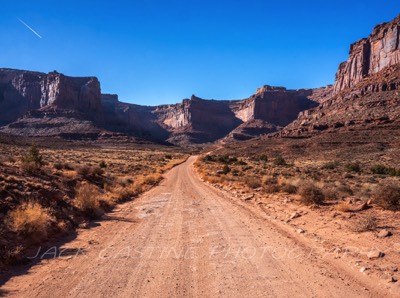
left=17, top=18, right=42, bottom=39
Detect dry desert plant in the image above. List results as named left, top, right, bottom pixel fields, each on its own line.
left=7, top=201, right=53, bottom=240
left=75, top=182, right=102, bottom=217
left=372, top=182, right=400, bottom=211
left=353, top=215, right=378, bottom=233
left=335, top=202, right=352, bottom=212
left=299, top=182, right=325, bottom=205
left=245, top=177, right=261, bottom=189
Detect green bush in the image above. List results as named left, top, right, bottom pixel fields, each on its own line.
left=345, top=162, right=361, bottom=173
left=371, top=164, right=400, bottom=176
left=54, top=162, right=63, bottom=170
left=222, top=164, right=230, bottom=175
left=274, top=155, right=287, bottom=166
left=322, top=161, right=339, bottom=170
left=99, top=161, right=107, bottom=168
left=21, top=144, right=43, bottom=172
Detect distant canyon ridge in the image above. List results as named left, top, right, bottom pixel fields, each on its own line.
left=0, top=15, right=399, bottom=145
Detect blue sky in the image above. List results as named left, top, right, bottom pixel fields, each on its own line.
left=0, top=1, right=399, bottom=105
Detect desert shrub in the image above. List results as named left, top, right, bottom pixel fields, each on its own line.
left=353, top=215, right=378, bottom=233
left=7, top=202, right=53, bottom=240
left=371, top=164, right=387, bottom=175
left=164, top=154, right=173, bottom=160
left=345, top=162, right=361, bottom=173
left=222, top=164, right=231, bottom=175
left=281, top=183, right=298, bottom=194
left=262, top=176, right=279, bottom=192
left=21, top=144, right=44, bottom=173
left=372, top=182, right=400, bottom=211
left=322, top=161, right=339, bottom=170
left=259, top=155, right=268, bottom=162
left=264, top=184, right=280, bottom=193
left=262, top=176, right=277, bottom=185
left=322, top=185, right=339, bottom=200
left=111, top=185, right=135, bottom=202
left=299, top=182, right=325, bottom=205
left=92, top=166, right=104, bottom=176
left=236, top=160, right=247, bottom=166
left=370, top=164, right=400, bottom=176
left=54, top=162, right=63, bottom=170
left=203, top=155, right=216, bottom=162
left=209, top=155, right=238, bottom=164
left=142, top=173, right=162, bottom=185
left=74, top=183, right=102, bottom=217
left=274, top=155, right=287, bottom=166
left=77, top=165, right=91, bottom=176
left=217, top=154, right=230, bottom=164
left=323, top=183, right=353, bottom=200
left=63, top=163, right=74, bottom=170
left=99, top=161, right=107, bottom=168
left=245, top=177, right=261, bottom=189
left=21, top=161, right=39, bottom=173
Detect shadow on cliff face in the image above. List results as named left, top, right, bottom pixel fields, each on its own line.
left=0, top=82, right=40, bottom=126
left=188, top=98, right=244, bottom=143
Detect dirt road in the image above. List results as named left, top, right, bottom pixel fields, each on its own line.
left=0, top=157, right=389, bottom=297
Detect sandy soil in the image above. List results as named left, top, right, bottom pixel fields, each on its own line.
left=0, top=157, right=397, bottom=297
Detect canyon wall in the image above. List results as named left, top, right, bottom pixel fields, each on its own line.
left=334, top=15, right=400, bottom=93
left=0, top=69, right=102, bottom=125
left=0, top=71, right=319, bottom=144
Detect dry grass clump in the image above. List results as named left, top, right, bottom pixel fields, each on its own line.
left=262, top=176, right=280, bottom=193
left=92, top=166, right=104, bottom=176
left=322, top=161, right=339, bottom=170
left=281, top=183, right=298, bottom=194
left=372, top=182, right=400, bottom=211
left=335, top=202, right=352, bottom=212
left=353, top=215, right=378, bottom=233
left=245, top=177, right=261, bottom=189
left=63, top=170, right=77, bottom=179
left=141, top=173, right=162, bottom=185
left=299, top=182, right=325, bottom=205
left=74, top=183, right=102, bottom=217
left=204, top=175, right=224, bottom=184
left=7, top=202, right=53, bottom=240
left=77, top=165, right=91, bottom=176
left=109, top=173, right=163, bottom=202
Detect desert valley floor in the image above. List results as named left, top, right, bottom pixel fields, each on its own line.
left=1, top=156, right=398, bottom=297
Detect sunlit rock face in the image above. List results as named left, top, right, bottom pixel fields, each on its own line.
left=334, top=15, right=400, bottom=93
